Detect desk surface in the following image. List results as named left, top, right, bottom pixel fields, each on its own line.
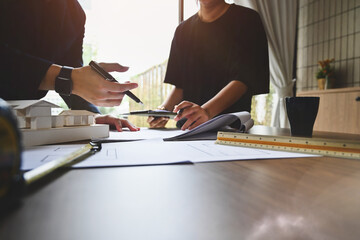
left=1, top=126, right=360, bottom=240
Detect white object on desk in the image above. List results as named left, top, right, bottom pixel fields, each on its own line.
left=106, top=128, right=184, bottom=141
left=8, top=100, right=60, bottom=129
left=21, top=124, right=109, bottom=147
left=59, top=110, right=95, bottom=126
left=7, top=100, right=105, bottom=147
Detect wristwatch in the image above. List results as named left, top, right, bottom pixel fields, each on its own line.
left=55, top=66, right=73, bottom=96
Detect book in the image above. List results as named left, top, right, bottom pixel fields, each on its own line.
left=163, top=111, right=254, bottom=141
left=122, top=109, right=177, bottom=118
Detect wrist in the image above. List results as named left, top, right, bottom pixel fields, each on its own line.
left=39, top=64, right=61, bottom=90
left=202, top=106, right=212, bottom=119
left=202, top=103, right=216, bottom=118
left=70, top=67, right=83, bottom=96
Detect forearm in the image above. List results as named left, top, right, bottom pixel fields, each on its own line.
left=202, top=80, right=248, bottom=118
left=159, top=87, right=183, bottom=110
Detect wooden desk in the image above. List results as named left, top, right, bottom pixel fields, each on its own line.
left=1, top=126, right=360, bottom=240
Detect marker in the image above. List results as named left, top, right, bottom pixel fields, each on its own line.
left=89, top=60, right=143, bottom=105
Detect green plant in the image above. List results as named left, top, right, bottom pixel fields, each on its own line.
left=316, top=58, right=335, bottom=79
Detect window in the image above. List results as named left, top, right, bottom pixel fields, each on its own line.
left=44, top=0, right=190, bottom=124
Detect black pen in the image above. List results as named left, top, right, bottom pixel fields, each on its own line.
left=89, top=60, right=143, bottom=105
left=177, top=108, right=184, bottom=115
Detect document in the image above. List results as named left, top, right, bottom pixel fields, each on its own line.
left=21, top=139, right=318, bottom=170
left=163, top=111, right=254, bottom=141
left=103, top=112, right=254, bottom=142
left=21, top=139, right=188, bottom=170
left=104, top=128, right=184, bottom=142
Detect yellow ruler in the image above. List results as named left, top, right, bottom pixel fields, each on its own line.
left=216, top=131, right=360, bottom=160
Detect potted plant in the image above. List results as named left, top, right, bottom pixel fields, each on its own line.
left=316, top=58, right=335, bottom=90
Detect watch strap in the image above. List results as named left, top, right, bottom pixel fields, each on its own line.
left=55, top=66, right=73, bottom=96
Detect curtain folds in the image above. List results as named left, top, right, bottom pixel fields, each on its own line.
left=232, top=0, right=298, bottom=127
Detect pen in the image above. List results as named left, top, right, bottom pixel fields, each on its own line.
left=89, top=60, right=143, bottom=105
left=177, top=108, right=184, bottom=115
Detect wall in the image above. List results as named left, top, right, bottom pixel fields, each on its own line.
left=296, top=0, right=360, bottom=91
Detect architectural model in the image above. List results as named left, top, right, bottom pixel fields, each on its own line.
left=7, top=100, right=109, bottom=147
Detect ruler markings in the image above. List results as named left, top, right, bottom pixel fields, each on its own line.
left=216, top=132, right=360, bottom=160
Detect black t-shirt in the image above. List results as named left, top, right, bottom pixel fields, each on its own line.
left=0, top=0, right=99, bottom=113
left=164, top=4, right=269, bottom=114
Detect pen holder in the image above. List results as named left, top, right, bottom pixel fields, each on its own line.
left=285, top=97, right=320, bottom=137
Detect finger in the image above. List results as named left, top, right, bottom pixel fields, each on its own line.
left=174, top=108, right=186, bottom=120
left=188, top=116, right=206, bottom=130
left=121, top=119, right=140, bottom=131
left=174, top=106, right=198, bottom=121
left=93, top=91, right=125, bottom=101
left=114, top=119, right=123, bottom=132
left=102, top=82, right=138, bottom=93
left=91, top=99, right=124, bottom=107
left=173, top=101, right=193, bottom=113
left=149, top=117, right=168, bottom=128
left=94, top=115, right=106, bottom=124
left=181, top=115, right=200, bottom=130
left=147, top=116, right=155, bottom=123
left=94, top=115, right=123, bottom=132
left=149, top=117, right=166, bottom=127
left=153, top=119, right=168, bottom=128
left=181, top=105, right=205, bottom=120
left=99, top=62, right=129, bottom=73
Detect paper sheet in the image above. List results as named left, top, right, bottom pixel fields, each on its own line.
left=104, top=128, right=185, bottom=141
left=21, top=139, right=318, bottom=170
left=163, top=111, right=253, bottom=141
left=101, top=111, right=254, bottom=143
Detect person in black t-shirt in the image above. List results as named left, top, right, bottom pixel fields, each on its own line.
left=148, top=0, right=269, bottom=130
left=0, top=0, right=139, bottom=132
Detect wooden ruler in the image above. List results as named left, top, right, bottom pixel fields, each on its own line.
left=216, top=131, right=360, bottom=160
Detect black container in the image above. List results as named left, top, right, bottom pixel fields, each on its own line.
left=285, top=97, right=320, bottom=137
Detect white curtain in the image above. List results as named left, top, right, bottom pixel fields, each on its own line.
left=231, top=0, right=298, bottom=127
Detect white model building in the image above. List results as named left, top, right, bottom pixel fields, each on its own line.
left=59, top=110, right=95, bottom=126
left=7, top=100, right=95, bottom=129
left=7, top=100, right=108, bottom=147
left=8, top=100, right=59, bottom=129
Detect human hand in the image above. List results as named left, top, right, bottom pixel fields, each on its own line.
left=173, top=101, right=210, bottom=130
left=95, top=115, right=140, bottom=132
left=147, top=116, right=169, bottom=128
left=71, top=62, right=138, bottom=107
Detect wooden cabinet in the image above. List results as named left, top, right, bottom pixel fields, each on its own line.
left=297, top=87, right=360, bottom=135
